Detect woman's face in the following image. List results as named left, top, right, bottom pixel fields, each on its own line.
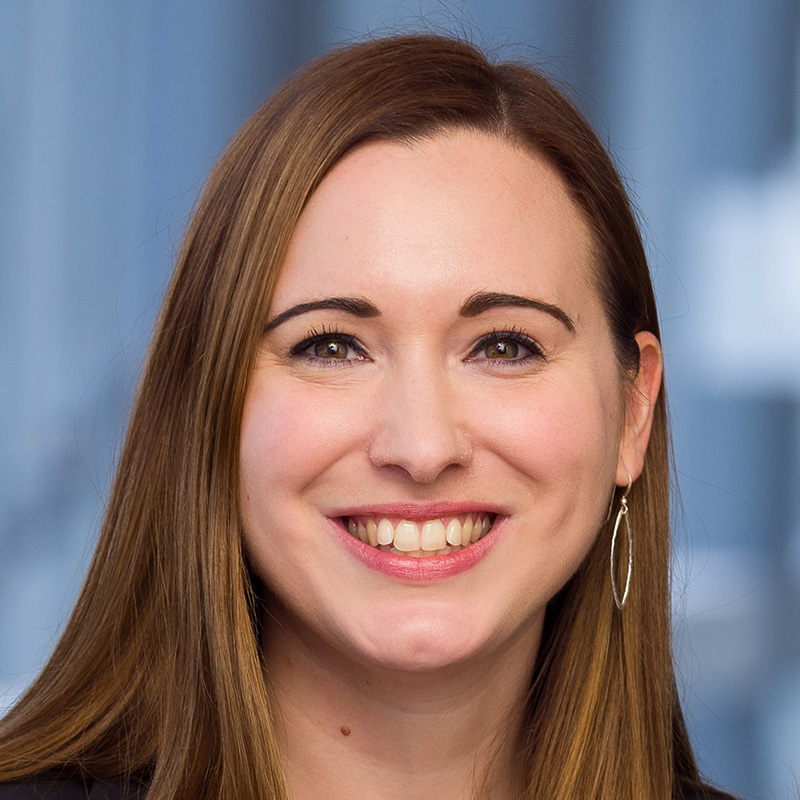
left=240, top=130, right=655, bottom=673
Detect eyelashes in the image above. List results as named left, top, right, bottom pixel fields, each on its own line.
left=289, top=325, right=367, bottom=365
left=466, top=326, right=546, bottom=366
left=288, top=324, right=547, bottom=368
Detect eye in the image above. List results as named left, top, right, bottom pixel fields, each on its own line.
left=467, top=329, right=545, bottom=366
left=312, top=339, right=350, bottom=359
left=484, top=339, right=521, bottom=359
left=289, top=328, right=368, bottom=365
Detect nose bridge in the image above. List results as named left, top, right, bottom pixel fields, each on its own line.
left=368, top=349, right=471, bottom=482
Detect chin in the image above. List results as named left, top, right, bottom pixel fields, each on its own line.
left=352, top=605, right=513, bottom=675
left=360, top=634, right=482, bottom=674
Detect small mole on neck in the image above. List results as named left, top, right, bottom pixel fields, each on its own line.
left=340, top=726, right=351, bottom=736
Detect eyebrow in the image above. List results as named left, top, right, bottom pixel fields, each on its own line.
left=459, top=291, right=576, bottom=332
left=264, top=297, right=381, bottom=331
left=264, top=291, right=575, bottom=333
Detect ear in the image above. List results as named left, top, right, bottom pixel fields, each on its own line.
left=616, top=331, right=663, bottom=486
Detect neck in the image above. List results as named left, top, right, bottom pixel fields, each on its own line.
left=262, top=606, right=541, bottom=800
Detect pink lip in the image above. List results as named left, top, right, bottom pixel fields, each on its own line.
left=328, top=501, right=509, bottom=523
left=325, top=504, right=507, bottom=582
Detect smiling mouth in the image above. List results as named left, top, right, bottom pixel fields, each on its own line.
left=341, top=514, right=497, bottom=558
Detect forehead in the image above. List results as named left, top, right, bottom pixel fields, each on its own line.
left=273, top=130, right=595, bottom=311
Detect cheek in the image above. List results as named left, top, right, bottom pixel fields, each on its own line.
left=475, top=375, right=623, bottom=601
left=474, top=373, right=623, bottom=486
left=239, top=377, right=365, bottom=502
left=239, top=380, right=336, bottom=582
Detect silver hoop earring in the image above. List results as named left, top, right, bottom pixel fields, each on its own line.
left=610, top=475, right=633, bottom=610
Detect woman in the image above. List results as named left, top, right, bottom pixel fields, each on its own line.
left=0, top=33, right=735, bottom=800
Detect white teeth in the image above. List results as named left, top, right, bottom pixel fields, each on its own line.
left=377, top=518, right=394, bottom=545
left=366, top=518, right=379, bottom=547
left=393, top=520, right=421, bottom=552
left=345, top=514, right=495, bottom=555
left=470, top=515, right=483, bottom=543
left=386, top=544, right=464, bottom=556
left=461, top=515, right=474, bottom=546
left=421, top=519, right=447, bottom=551
left=357, top=520, right=369, bottom=544
left=446, top=518, right=462, bottom=546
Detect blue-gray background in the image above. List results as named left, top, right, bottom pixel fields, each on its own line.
left=2, top=2, right=799, bottom=797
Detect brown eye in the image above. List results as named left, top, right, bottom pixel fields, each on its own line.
left=485, top=340, right=519, bottom=359
left=467, top=330, right=545, bottom=367
left=290, top=331, right=367, bottom=365
left=314, top=339, right=350, bottom=359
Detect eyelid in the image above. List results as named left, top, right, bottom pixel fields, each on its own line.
left=288, top=332, right=361, bottom=356
left=466, top=328, right=547, bottom=363
left=288, top=326, right=369, bottom=364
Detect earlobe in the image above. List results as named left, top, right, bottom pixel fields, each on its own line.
left=616, top=331, right=663, bottom=486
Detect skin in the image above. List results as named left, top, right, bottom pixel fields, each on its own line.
left=240, top=130, right=662, bottom=800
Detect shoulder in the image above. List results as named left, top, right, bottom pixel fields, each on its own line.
left=0, top=775, right=146, bottom=800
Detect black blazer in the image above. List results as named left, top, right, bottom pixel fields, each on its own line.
left=0, top=775, right=738, bottom=799
left=0, top=776, right=146, bottom=799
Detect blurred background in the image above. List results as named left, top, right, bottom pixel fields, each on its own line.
left=1, top=1, right=798, bottom=796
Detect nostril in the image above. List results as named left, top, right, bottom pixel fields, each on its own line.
left=367, top=379, right=472, bottom=483
left=367, top=431, right=472, bottom=484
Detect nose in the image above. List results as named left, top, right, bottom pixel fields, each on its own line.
left=367, top=366, right=472, bottom=484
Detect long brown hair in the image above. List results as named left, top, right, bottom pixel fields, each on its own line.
left=0, top=33, right=713, bottom=799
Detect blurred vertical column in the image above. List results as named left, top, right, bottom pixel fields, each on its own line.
left=305, top=0, right=601, bottom=99
left=0, top=0, right=301, bottom=711
left=591, top=0, right=800, bottom=796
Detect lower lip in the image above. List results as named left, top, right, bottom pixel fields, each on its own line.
left=328, top=517, right=502, bottom=581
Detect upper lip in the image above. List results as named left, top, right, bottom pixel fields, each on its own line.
left=327, top=501, right=510, bottom=521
